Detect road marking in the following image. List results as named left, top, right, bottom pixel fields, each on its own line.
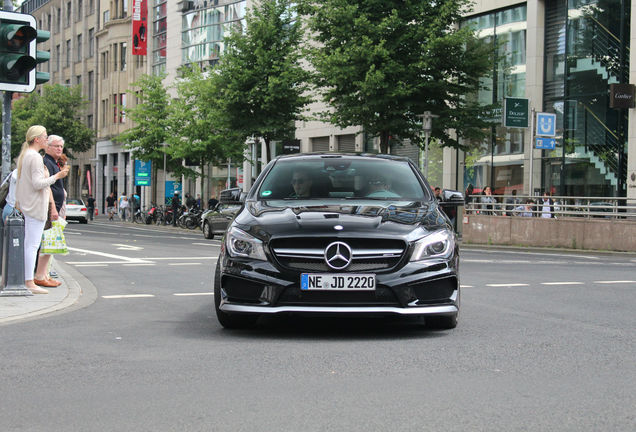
left=541, top=282, right=585, bottom=286
left=123, top=263, right=156, bottom=266
left=169, top=263, right=202, bottom=266
left=67, top=247, right=152, bottom=264
left=144, top=256, right=218, bottom=260
left=112, top=243, right=144, bottom=251
left=74, top=264, right=108, bottom=267
left=173, top=292, right=214, bottom=296
left=192, top=242, right=218, bottom=246
left=486, top=283, right=529, bottom=287
left=593, top=280, right=635, bottom=284
left=460, top=285, right=473, bottom=288
left=102, top=294, right=155, bottom=299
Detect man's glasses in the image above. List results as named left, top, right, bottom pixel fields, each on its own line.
left=291, top=178, right=308, bottom=185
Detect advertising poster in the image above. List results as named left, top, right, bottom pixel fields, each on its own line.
left=132, top=0, right=147, bottom=55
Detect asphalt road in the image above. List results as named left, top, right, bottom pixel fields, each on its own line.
left=1, top=220, right=634, bottom=431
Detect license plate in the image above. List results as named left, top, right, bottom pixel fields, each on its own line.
left=301, top=273, right=376, bottom=291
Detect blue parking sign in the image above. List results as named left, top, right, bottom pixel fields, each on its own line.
left=536, top=113, right=556, bottom=137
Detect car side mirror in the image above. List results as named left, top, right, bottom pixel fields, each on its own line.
left=440, top=189, right=464, bottom=206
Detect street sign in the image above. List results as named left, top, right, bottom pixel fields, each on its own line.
left=134, top=160, right=151, bottom=186
left=536, top=137, right=556, bottom=150
left=503, top=98, right=529, bottom=128
left=536, top=112, right=556, bottom=137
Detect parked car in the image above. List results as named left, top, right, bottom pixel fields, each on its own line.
left=201, top=188, right=243, bottom=239
left=214, top=153, right=464, bottom=330
left=65, top=198, right=89, bottom=223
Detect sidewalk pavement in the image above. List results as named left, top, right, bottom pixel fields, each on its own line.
left=0, top=260, right=90, bottom=325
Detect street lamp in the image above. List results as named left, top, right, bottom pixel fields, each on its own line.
left=417, top=111, right=438, bottom=178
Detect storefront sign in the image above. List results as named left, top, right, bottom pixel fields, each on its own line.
left=134, top=160, right=151, bottom=186
left=609, top=83, right=635, bottom=109
left=503, top=98, right=529, bottom=128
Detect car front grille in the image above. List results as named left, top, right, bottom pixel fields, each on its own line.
left=271, top=237, right=406, bottom=273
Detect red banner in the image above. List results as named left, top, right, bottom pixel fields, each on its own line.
left=132, top=0, right=147, bottom=56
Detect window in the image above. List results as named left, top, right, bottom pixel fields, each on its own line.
left=66, top=1, right=71, bottom=27
left=113, top=44, right=118, bottom=71
left=114, top=0, right=119, bottom=18
left=46, top=14, right=51, bottom=31
left=76, top=34, right=82, bottom=62
left=88, top=29, right=95, bottom=57
left=89, top=0, right=94, bottom=15
left=76, top=75, right=82, bottom=86
left=113, top=94, right=117, bottom=123
left=120, top=42, right=127, bottom=71
left=101, top=51, right=108, bottom=78
left=88, top=71, right=94, bottom=100
left=135, top=54, right=144, bottom=69
left=65, top=79, right=70, bottom=86
left=87, top=114, right=93, bottom=128
left=103, top=10, right=110, bottom=24
left=77, top=0, right=83, bottom=20
left=65, top=39, right=71, bottom=67
left=122, top=0, right=128, bottom=18
left=101, top=99, right=107, bottom=127
left=55, top=8, right=61, bottom=33
left=120, top=93, right=127, bottom=122
left=55, top=44, right=60, bottom=71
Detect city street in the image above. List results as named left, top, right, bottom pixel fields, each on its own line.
left=1, top=220, right=635, bottom=431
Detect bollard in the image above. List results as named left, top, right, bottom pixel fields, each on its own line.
left=0, top=209, right=31, bottom=296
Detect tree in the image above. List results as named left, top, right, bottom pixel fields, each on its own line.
left=212, top=0, right=311, bottom=165
left=11, top=84, right=95, bottom=159
left=299, top=0, right=495, bottom=154
left=167, top=65, right=245, bottom=188
left=117, top=73, right=174, bottom=203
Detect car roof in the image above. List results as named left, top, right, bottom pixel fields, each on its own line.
left=273, top=152, right=413, bottom=163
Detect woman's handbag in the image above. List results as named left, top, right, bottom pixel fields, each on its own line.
left=43, top=208, right=53, bottom=230
left=41, top=219, right=68, bottom=254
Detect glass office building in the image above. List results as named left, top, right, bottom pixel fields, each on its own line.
left=462, top=0, right=630, bottom=197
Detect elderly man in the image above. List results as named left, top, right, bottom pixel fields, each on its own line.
left=33, top=135, right=66, bottom=288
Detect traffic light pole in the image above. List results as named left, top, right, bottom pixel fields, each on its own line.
left=1, top=0, right=11, bottom=179
left=1, top=90, right=10, bottom=178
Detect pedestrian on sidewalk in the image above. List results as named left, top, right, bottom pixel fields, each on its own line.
left=106, top=192, right=116, bottom=220
left=34, top=136, right=68, bottom=288
left=120, top=196, right=130, bottom=221
left=1, top=168, right=17, bottom=223
left=15, top=125, right=69, bottom=295
left=171, top=192, right=180, bottom=227
left=87, top=194, right=95, bottom=221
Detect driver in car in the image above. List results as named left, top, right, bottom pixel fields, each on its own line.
left=290, top=171, right=313, bottom=198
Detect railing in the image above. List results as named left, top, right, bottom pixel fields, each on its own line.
left=465, top=194, right=636, bottom=219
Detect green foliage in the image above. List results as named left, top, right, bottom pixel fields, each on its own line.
left=11, top=84, right=95, bottom=159
left=117, top=73, right=173, bottom=170
left=211, top=0, right=310, bottom=162
left=299, top=0, right=496, bottom=153
left=167, top=65, right=245, bottom=180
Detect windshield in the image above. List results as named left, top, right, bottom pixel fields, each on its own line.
left=67, top=199, right=83, bottom=205
left=257, top=157, right=431, bottom=201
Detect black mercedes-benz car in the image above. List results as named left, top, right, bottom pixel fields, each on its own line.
left=215, top=153, right=463, bottom=329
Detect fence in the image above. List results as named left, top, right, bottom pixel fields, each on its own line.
left=461, top=195, right=636, bottom=252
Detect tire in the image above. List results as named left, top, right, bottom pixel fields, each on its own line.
left=185, top=217, right=198, bottom=230
left=80, top=218, right=88, bottom=224
left=203, top=221, right=214, bottom=239
left=214, top=260, right=258, bottom=329
left=177, top=215, right=187, bottom=229
left=425, top=314, right=458, bottom=330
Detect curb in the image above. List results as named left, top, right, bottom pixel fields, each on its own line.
left=0, top=259, right=98, bottom=325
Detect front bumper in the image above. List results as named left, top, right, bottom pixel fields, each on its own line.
left=218, top=254, right=460, bottom=316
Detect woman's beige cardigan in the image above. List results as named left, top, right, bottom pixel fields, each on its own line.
left=15, top=149, right=57, bottom=221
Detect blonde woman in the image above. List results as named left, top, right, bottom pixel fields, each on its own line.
left=15, top=125, right=69, bottom=294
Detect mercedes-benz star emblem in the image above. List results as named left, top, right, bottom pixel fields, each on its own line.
left=324, top=241, right=352, bottom=270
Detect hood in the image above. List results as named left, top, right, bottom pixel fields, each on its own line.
left=233, top=200, right=448, bottom=241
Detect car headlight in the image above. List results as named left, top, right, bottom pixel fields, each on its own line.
left=226, top=227, right=267, bottom=261
left=410, top=229, right=455, bottom=261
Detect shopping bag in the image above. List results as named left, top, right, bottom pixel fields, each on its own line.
left=41, top=219, right=68, bottom=255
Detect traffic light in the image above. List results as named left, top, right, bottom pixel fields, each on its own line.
left=0, top=11, right=48, bottom=93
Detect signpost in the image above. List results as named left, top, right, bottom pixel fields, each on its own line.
left=134, top=160, right=151, bottom=186
left=503, top=98, right=529, bottom=128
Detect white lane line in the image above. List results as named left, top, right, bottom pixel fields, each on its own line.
left=460, top=285, right=473, bottom=288
left=102, top=294, right=155, bottom=299
left=123, top=263, right=156, bottom=266
left=192, top=242, right=218, bottom=246
left=168, top=263, right=202, bottom=266
left=67, top=247, right=152, bottom=264
left=74, top=264, right=108, bottom=267
left=541, top=282, right=585, bottom=286
left=143, top=256, right=218, bottom=260
left=594, top=280, right=636, bottom=284
left=486, top=283, right=529, bottom=287
left=173, top=292, right=214, bottom=296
